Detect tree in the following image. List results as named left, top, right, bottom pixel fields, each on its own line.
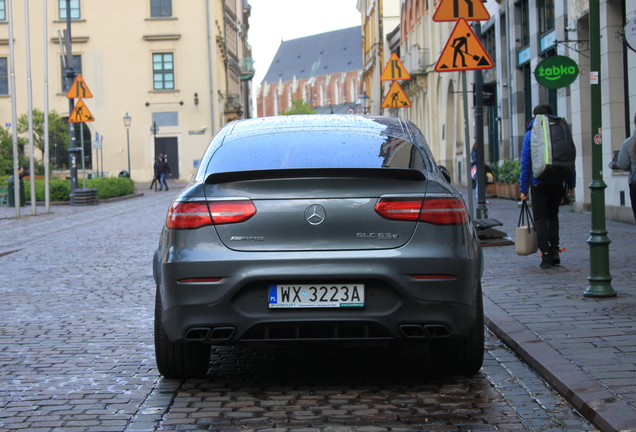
left=0, top=127, right=32, bottom=176
left=17, top=109, right=69, bottom=162
left=280, top=98, right=317, bottom=115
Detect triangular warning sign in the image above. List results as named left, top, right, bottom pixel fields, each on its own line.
left=381, top=53, right=411, bottom=81
left=66, top=75, right=93, bottom=99
left=68, top=99, right=95, bottom=123
left=432, top=0, right=490, bottom=22
left=381, top=82, right=412, bottom=109
left=434, top=18, right=494, bottom=73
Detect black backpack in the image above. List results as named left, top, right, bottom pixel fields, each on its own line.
left=530, top=114, right=576, bottom=180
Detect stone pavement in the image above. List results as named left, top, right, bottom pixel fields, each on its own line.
left=1, top=183, right=635, bottom=431
left=471, top=191, right=636, bottom=432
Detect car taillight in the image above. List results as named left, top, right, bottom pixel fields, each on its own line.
left=166, top=200, right=256, bottom=230
left=375, top=197, right=423, bottom=221
left=375, top=196, right=467, bottom=225
left=208, top=200, right=256, bottom=224
left=418, top=197, right=468, bottom=225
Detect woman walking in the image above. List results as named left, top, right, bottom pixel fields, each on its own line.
left=615, top=113, right=636, bottom=222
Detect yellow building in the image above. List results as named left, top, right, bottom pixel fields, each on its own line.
left=357, top=0, right=400, bottom=115
left=0, top=0, right=253, bottom=182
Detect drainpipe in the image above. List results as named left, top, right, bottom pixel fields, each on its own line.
left=206, top=0, right=216, bottom=132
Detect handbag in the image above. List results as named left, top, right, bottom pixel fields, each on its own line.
left=516, top=200, right=538, bottom=255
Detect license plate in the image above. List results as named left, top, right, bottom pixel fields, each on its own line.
left=268, top=284, right=365, bottom=308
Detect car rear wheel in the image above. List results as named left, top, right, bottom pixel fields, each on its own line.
left=430, top=283, right=484, bottom=375
left=154, top=287, right=211, bottom=379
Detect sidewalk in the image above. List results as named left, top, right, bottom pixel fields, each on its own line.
left=474, top=191, right=636, bottom=432
left=1, top=183, right=635, bottom=431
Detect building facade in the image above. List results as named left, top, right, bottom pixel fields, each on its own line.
left=357, top=0, right=401, bottom=115
left=394, top=0, right=636, bottom=223
left=257, top=27, right=363, bottom=117
left=0, top=0, right=254, bottom=182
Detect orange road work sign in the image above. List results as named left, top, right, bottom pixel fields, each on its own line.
left=68, top=99, right=95, bottom=123
left=381, top=53, right=411, bottom=81
left=381, top=82, right=412, bottom=108
left=66, top=75, right=93, bottom=99
left=434, top=18, right=494, bottom=72
left=432, top=0, right=490, bottom=22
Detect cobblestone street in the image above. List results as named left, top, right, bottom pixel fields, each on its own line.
left=0, top=189, right=597, bottom=431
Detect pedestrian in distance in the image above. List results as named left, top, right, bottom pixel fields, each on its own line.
left=149, top=157, right=161, bottom=191
left=18, top=166, right=30, bottom=180
left=471, top=141, right=478, bottom=199
left=519, top=104, right=576, bottom=269
left=612, top=112, right=636, bottom=222
left=158, top=156, right=171, bottom=191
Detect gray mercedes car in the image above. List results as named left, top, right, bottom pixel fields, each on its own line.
left=153, top=115, right=484, bottom=379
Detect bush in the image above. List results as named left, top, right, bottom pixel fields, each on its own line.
left=86, top=177, right=135, bottom=199
left=22, top=177, right=135, bottom=202
left=492, top=159, right=520, bottom=184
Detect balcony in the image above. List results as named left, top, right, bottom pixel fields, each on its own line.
left=223, top=93, right=243, bottom=118
left=403, top=46, right=429, bottom=76
left=240, top=58, right=255, bottom=81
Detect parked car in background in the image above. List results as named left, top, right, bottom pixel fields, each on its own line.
left=153, top=115, right=484, bottom=379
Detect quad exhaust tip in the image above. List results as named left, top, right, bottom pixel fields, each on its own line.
left=184, top=327, right=235, bottom=342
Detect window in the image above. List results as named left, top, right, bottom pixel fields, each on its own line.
left=0, top=1, right=6, bottom=21
left=303, top=84, right=310, bottom=104
left=59, top=0, right=80, bottom=19
left=61, top=55, right=82, bottom=92
left=0, top=58, right=7, bottom=94
left=153, top=53, right=174, bottom=90
left=335, top=80, right=341, bottom=104
left=537, top=0, right=554, bottom=35
left=482, top=27, right=495, bottom=65
left=288, top=85, right=293, bottom=109
left=151, top=0, right=172, bottom=17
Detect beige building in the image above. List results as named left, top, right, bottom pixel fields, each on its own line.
left=0, top=0, right=254, bottom=182
left=357, top=0, right=401, bottom=115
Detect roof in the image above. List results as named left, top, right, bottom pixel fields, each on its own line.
left=261, top=26, right=362, bottom=84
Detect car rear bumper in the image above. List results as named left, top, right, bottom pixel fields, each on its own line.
left=155, top=244, right=482, bottom=344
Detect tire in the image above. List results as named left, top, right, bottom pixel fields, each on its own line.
left=431, top=283, right=485, bottom=375
left=154, top=287, right=211, bottom=379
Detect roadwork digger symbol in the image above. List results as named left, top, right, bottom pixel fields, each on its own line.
left=435, top=18, right=494, bottom=72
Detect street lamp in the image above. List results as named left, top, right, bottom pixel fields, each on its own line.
left=360, top=92, right=370, bottom=115
left=123, top=112, right=131, bottom=176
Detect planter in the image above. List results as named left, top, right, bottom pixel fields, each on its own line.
left=494, top=183, right=520, bottom=200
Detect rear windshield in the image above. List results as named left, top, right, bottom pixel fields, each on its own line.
left=204, top=131, right=429, bottom=174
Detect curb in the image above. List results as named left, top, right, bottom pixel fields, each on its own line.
left=484, top=295, right=636, bottom=432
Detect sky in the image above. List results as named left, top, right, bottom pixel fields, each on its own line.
left=248, top=0, right=362, bottom=88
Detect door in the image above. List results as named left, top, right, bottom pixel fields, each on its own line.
left=155, top=137, right=179, bottom=179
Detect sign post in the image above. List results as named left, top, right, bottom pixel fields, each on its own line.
left=380, top=53, right=411, bottom=114
left=433, top=2, right=493, bottom=220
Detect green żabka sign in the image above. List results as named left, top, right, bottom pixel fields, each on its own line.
left=534, top=56, right=579, bottom=89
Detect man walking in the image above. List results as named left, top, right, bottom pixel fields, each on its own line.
left=158, top=156, right=172, bottom=191
left=519, top=104, right=576, bottom=269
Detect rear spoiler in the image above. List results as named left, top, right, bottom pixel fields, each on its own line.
left=205, top=168, right=426, bottom=184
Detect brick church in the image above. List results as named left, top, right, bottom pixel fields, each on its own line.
left=257, top=26, right=363, bottom=116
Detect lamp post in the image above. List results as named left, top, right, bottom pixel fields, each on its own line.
left=150, top=121, right=159, bottom=156
left=360, top=92, right=370, bottom=115
left=123, top=112, right=131, bottom=177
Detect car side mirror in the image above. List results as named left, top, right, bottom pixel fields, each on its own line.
left=437, top=165, right=451, bottom=183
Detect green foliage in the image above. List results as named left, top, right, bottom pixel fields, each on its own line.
left=17, top=108, right=69, bottom=162
left=280, top=98, right=317, bottom=115
left=492, top=159, right=520, bottom=184
left=22, top=177, right=135, bottom=202
left=86, top=177, right=135, bottom=199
